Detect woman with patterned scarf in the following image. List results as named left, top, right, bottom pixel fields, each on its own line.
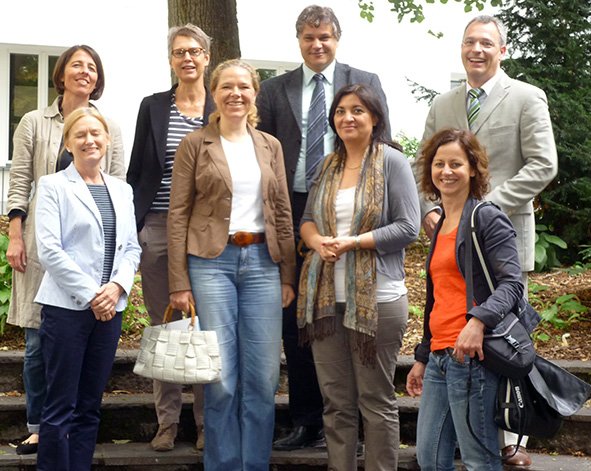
left=298, top=83, right=420, bottom=471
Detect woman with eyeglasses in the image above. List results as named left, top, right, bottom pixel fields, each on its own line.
left=6, top=44, right=125, bottom=456
left=127, top=23, right=214, bottom=452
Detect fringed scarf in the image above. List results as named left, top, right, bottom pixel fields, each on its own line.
left=297, top=144, right=385, bottom=365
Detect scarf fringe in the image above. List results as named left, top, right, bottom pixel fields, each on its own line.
left=298, top=316, right=336, bottom=346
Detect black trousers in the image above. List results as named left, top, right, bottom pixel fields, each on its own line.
left=283, top=192, right=323, bottom=429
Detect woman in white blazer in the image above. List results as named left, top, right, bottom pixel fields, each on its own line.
left=33, top=108, right=140, bottom=471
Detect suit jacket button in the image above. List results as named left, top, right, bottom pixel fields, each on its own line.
left=76, top=301, right=82, bottom=306
left=118, top=244, right=123, bottom=250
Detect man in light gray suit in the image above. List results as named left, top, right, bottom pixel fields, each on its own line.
left=257, top=4, right=390, bottom=451
left=420, top=15, right=558, bottom=467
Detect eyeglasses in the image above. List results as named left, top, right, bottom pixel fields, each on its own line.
left=171, top=47, right=205, bottom=58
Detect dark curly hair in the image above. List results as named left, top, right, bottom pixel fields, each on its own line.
left=418, top=128, right=490, bottom=201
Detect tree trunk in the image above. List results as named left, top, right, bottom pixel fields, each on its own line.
left=168, top=0, right=241, bottom=77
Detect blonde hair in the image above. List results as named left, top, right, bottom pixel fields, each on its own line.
left=209, top=59, right=260, bottom=127
left=62, top=107, right=110, bottom=157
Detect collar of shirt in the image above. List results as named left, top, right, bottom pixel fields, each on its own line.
left=302, top=61, right=336, bottom=87
left=465, top=71, right=501, bottom=101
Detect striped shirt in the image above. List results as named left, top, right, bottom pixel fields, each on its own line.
left=150, top=95, right=205, bottom=212
left=87, top=184, right=116, bottom=285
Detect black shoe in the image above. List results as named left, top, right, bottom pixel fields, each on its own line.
left=273, top=426, right=325, bottom=451
left=16, top=442, right=38, bottom=455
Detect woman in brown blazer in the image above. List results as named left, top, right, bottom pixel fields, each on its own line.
left=168, top=59, right=295, bottom=470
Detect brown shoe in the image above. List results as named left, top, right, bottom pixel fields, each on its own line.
left=150, top=423, right=177, bottom=452
left=502, top=445, right=532, bottom=467
left=195, top=425, right=205, bottom=451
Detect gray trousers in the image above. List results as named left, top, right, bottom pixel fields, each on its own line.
left=312, top=296, right=408, bottom=471
left=139, top=212, right=203, bottom=427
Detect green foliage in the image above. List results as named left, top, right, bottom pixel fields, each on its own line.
left=528, top=283, right=589, bottom=342
left=121, top=275, right=150, bottom=334
left=498, top=1, right=591, bottom=264
left=396, top=132, right=420, bottom=157
left=358, top=0, right=504, bottom=23
left=0, top=234, right=12, bottom=335
left=406, top=77, right=440, bottom=106
left=408, top=304, right=423, bottom=318
left=534, top=224, right=567, bottom=272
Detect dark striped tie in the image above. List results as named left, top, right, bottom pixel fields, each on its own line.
left=467, top=88, right=484, bottom=129
left=305, top=74, right=327, bottom=190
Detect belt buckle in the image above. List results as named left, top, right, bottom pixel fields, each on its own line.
left=231, top=231, right=253, bottom=247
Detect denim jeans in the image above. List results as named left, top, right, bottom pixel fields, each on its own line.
left=188, top=243, right=282, bottom=471
left=24, top=327, right=46, bottom=433
left=416, top=351, right=502, bottom=471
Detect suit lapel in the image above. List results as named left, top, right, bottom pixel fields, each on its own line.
left=333, top=62, right=349, bottom=100
left=64, top=164, right=103, bottom=228
left=150, top=88, right=174, bottom=169
left=204, top=125, right=233, bottom=193
left=451, top=86, right=470, bottom=129
left=472, top=73, right=510, bottom=134
left=249, top=126, right=270, bottom=198
left=285, top=67, right=304, bottom=132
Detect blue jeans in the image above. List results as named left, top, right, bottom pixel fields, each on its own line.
left=416, top=351, right=502, bottom=471
left=188, top=244, right=282, bottom=471
left=24, top=328, right=46, bottom=433
left=37, top=306, right=122, bottom=471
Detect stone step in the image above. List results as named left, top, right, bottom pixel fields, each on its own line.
left=2, top=391, right=591, bottom=456
left=3, top=349, right=591, bottom=393
left=1, top=443, right=590, bottom=470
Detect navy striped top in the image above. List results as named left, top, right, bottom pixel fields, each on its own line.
left=87, top=184, right=116, bottom=285
left=150, top=95, right=205, bottom=212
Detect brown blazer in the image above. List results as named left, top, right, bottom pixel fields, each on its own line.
left=168, top=121, right=296, bottom=293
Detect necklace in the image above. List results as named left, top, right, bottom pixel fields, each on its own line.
left=345, top=164, right=361, bottom=170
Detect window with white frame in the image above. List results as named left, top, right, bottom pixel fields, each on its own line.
left=0, top=44, right=66, bottom=165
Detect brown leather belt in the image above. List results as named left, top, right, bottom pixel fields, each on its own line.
left=228, top=231, right=265, bottom=247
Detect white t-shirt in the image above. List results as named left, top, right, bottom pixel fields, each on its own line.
left=221, top=135, right=265, bottom=234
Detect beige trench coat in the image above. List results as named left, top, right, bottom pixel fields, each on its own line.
left=6, top=97, right=126, bottom=329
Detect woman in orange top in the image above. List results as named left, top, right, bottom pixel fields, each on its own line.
left=406, top=129, right=524, bottom=471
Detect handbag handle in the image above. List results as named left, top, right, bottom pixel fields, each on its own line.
left=163, top=303, right=197, bottom=327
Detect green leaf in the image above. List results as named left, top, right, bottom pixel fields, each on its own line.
left=544, top=234, right=567, bottom=249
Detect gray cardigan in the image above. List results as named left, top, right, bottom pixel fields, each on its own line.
left=301, top=144, right=420, bottom=281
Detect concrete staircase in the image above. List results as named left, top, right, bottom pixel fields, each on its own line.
left=1, top=350, right=591, bottom=470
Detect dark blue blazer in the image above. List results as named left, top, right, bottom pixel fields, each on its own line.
left=127, top=85, right=215, bottom=230
left=414, top=197, right=524, bottom=364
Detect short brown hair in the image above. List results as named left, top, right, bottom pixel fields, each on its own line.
left=52, top=45, right=105, bottom=100
left=209, top=59, right=260, bottom=127
left=418, top=128, right=490, bottom=201
left=295, top=5, right=342, bottom=40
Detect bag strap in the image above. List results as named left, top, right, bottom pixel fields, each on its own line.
left=466, top=360, right=525, bottom=461
left=163, top=303, right=197, bottom=327
left=464, top=201, right=496, bottom=314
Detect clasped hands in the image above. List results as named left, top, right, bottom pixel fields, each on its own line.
left=314, top=235, right=356, bottom=262
left=91, top=282, right=123, bottom=322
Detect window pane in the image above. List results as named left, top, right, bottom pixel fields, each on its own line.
left=9, top=54, right=38, bottom=160
left=48, top=55, right=59, bottom=104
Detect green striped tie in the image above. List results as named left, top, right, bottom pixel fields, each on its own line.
left=467, top=88, right=484, bottom=129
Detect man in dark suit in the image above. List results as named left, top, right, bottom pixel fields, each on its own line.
left=257, top=4, right=390, bottom=451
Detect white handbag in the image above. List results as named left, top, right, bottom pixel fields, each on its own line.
left=133, top=304, right=222, bottom=384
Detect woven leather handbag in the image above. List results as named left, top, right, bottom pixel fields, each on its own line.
left=133, top=304, right=222, bottom=384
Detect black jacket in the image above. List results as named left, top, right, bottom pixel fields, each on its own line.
left=127, top=85, right=215, bottom=230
